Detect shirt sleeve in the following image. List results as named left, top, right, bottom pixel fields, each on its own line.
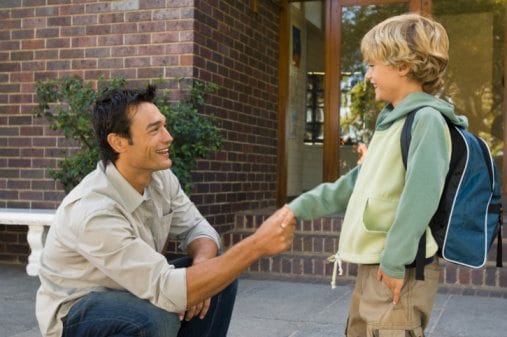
left=288, top=165, right=360, bottom=220
left=75, top=209, right=188, bottom=313
left=162, top=170, right=221, bottom=251
left=380, top=108, right=451, bottom=278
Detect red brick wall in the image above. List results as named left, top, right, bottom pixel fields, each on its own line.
left=0, top=224, right=29, bottom=264
left=190, top=0, right=280, bottom=232
left=0, top=0, right=197, bottom=210
left=0, top=0, right=281, bottom=243
left=226, top=213, right=507, bottom=293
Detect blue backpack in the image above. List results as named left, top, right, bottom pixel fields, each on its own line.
left=401, top=108, right=503, bottom=280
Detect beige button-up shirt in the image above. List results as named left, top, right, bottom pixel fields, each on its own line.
left=36, top=162, right=221, bottom=337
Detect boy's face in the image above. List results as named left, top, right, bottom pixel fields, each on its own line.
left=365, top=60, right=410, bottom=106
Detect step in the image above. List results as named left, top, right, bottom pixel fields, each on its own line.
left=226, top=211, right=507, bottom=292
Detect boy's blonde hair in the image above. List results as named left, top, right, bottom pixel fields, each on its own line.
left=361, top=13, right=449, bottom=95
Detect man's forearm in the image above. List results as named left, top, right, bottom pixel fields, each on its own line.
left=185, top=206, right=295, bottom=307
left=185, top=234, right=262, bottom=307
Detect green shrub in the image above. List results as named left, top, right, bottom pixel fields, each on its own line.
left=340, top=80, right=383, bottom=144
left=34, top=76, right=223, bottom=195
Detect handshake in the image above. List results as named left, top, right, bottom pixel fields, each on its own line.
left=250, top=205, right=297, bottom=257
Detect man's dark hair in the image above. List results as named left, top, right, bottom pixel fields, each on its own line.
left=92, top=85, right=157, bottom=166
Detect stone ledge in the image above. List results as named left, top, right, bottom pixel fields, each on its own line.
left=0, top=208, right=55, bottom=226
left=0, top=208, right=55, bottom=277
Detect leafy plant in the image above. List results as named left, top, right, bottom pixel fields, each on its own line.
left=34, top=76, right=223, bottom=195
left=34, top=76, right=127, bottom=192
left=155, top=80, right=223, bottom=193
left=340, top=80, right=383, bottom=144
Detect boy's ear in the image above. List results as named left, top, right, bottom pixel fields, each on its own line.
left=107, top=133, right=128, bottom=153
left=398, top=64, right=411, bottom=77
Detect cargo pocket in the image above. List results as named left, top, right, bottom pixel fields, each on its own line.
left=369, top=326, right=424, bottom=337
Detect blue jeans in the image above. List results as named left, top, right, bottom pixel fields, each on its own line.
left=62, top=256, right=238, bottom=337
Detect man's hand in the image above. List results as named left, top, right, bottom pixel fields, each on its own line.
left=184, top=206, right=296, bottom=308
left=377, top=267, right=404, bottom=305
left=252, top=205, right=296, bottom=256
left=179, top=298, right=211, bottom=321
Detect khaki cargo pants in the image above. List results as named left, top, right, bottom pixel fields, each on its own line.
left=345, top=259, right=440, bottom=337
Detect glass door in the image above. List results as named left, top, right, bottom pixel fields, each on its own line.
left=338, top=2, right=413, bottom=174
left=283, top=1, right=416, bottom=201
left=278, top=0, right=506, bottom=204
left=322, top=0, right=419, bottom=183
left=432, top=0, right=505, bottom=176
left=285, top=1, right=326, bottom=200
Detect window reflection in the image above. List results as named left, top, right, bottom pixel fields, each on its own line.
left=433, top=0, right=505, bottom=170
left=339, top=3, right=409, bottom=173
left=305, top=72, right=325, bottom=143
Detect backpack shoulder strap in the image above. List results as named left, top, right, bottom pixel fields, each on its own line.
left=401, top=109, right=417, bottom=169
left=400, top=108, right=426, bottom=280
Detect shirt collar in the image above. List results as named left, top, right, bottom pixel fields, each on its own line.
left=103, top=162, right=166, bottom=213
left=104, top=163, right=145, bottom=213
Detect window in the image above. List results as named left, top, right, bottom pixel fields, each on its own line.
left=304, top=72, right=325, bottom=144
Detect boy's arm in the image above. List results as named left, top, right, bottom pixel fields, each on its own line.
left=288, top=165, right=360, bottom=220
left=380, top=109, right=451, bottom=278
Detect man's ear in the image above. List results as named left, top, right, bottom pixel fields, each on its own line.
left=107, top=133, right=128, bottom=154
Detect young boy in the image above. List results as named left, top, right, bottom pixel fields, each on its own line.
left=285, top=13, right=468, bottom=336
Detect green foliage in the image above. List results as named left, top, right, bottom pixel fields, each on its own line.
left=340, top=80, right=383, bottom=144
left=34, top=76, right=223, bottom=195
left=34, top=76, right=127, bottom=192
left=155, top=80, right=223, bottom=194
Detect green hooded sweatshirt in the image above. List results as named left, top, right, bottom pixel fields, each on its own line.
left=289, top=92, right=468, bottom=279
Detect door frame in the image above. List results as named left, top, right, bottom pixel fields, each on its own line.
left=322, top=0, right=423, bottom=183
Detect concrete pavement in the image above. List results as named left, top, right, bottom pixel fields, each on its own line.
left=1, top=263, right=506, bottom=337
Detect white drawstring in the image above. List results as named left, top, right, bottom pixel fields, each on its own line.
left=327, top=252, right=343, bottom=289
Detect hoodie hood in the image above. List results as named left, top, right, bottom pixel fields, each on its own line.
left=375, top=92, right=468, bottom=130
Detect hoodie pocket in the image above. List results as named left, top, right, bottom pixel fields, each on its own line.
left=363, top=197, right=399, bottom=233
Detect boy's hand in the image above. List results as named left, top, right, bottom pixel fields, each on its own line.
left=280, top=206, right=296, bottom=228
left=377, top=267, right=404, bottom=305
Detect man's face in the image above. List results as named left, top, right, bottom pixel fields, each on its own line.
left=122, top=102, right=173, bottom=173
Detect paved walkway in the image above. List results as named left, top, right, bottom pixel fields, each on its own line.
left=1, top=263, right=506, bottom=337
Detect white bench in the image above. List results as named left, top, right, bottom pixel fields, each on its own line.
left=0, top=208, right=55, bottom=276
